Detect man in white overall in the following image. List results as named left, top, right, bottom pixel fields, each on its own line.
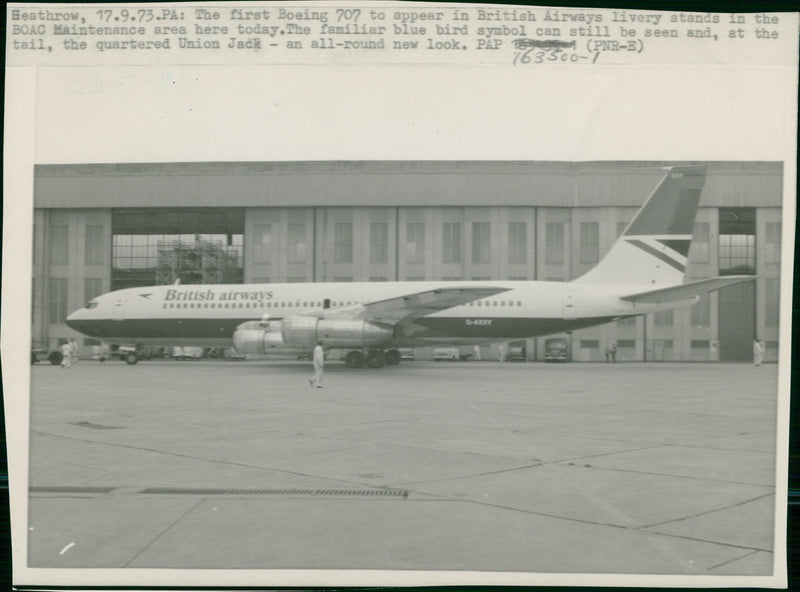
left=310, top=341, right=325, bottom=388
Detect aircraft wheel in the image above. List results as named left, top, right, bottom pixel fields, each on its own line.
left=49, top=351, right=63, bottom=365
left=124, top=352, right=139, bottom=365
left=366, top=349, right=386, bottom=368
left=344, top=350, right=365, bottom=368
left=385, top=349, right=401, bottom=366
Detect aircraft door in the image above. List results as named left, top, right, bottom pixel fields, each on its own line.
left=112, top=298, right=126, bottom=321
left=561, top=289, right=577, bottom=320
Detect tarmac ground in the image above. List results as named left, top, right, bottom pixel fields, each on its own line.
left=26, top=359, right=779, bottom=581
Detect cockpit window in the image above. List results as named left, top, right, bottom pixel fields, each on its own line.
left=85, top=301, right=99, bottom=309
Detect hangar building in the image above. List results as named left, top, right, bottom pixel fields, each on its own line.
left=31, top=161, right=782, bottom=362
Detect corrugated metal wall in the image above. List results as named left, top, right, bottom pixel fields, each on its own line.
left=34, top=161, right=783, bottom=209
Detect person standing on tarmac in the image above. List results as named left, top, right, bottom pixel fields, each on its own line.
left=60, top=341, right=73, bottom=369
left=310, top=341, right=325, bottom=388
left=753, top=339, right=764, bottom=367
left=70, top=338, right=79, bottom=366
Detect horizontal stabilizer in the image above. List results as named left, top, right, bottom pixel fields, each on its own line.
left=620, top=276, right=755, bottom=303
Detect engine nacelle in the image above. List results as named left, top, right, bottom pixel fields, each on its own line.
left=281, top=315, right=393, bottom=349
left=232, top=320, right=295, bottom=355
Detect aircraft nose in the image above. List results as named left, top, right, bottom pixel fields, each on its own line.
left=65, top=310, right=80, bottom=330
left=65, top=308, right=90, bottom=334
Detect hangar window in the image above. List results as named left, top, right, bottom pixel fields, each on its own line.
left=334, top=222, right=353, bottom=263
left=545, top=223, right=564, bottom=265
left=579, top=222, right=599, bottom=265
left=406, top=223, right=425, bottom=264
left=287, top=223, right=307, bottom=264
left=370, top=223, right=389, bottom=264
left=85, top=225, right=105, bottom=265
left=617, top=339, right=635, bottom=348
left=508, top=222, right=527, bottom=264
left=580, top=340, right=599, bottom=348
left=50, top=225, right=69, bottom=266
left=442, top=223, right=462, bottom=264
left=253, top=224, right=272, bottom=264
left=654, top=310, right=673, bottom=326
left=691, top=340, right=709, bottom=348
left=472, top=222, right=491, bottom=264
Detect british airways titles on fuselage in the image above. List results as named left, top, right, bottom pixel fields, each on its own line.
left=164, top=288, right=274, bottom=302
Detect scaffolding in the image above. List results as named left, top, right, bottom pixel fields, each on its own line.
left=156, top=238, right=239, bottom=285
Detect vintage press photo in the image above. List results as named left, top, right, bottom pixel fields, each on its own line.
left=4, top=1, right=797, bottom=588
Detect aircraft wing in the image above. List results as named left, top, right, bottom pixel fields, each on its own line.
left=620, top=275, right=755, bottom=303
left=324, top=286, right=511, bottom=325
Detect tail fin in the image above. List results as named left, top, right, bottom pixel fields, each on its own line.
left=573, top=166, right=706, bottom=285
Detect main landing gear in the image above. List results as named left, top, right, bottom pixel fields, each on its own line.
left=344, top=348, right=402, bottom=369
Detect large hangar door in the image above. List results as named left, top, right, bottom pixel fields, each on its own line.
left=718, top=281, right=755, bottom=361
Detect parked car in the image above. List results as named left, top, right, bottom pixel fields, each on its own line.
left=544, top=337, right=570, bottom=362
left=173, top=346, right=203, bottom=360
left=506, top=342, right=527, bottom=362
left=433, top=347, right=461, bottom=361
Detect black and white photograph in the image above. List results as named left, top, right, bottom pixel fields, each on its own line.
left=4, top=2, right=797, bottom=589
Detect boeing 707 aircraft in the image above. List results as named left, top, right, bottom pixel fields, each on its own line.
left=66, top=166, right=753, bottom=368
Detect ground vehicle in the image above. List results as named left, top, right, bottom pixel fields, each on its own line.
left=112, top=345, right=140, bottom=365
left=398, top=348, right=416, bottom=361
left=433, top=347, right=460, bottom=361
left=544, top=337, right=569, bottom=362
left=506, top=341, right=527, bottom=362
left=31, top=346, right=61, bottom=365
left=173, top=346, right=203, bottom=360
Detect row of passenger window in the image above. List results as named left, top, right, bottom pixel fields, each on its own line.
left=160, top=298, right=525, bottom=310
left=466, top=300, right=523, bottom=307
left=161, top=300, right=358, bottom=310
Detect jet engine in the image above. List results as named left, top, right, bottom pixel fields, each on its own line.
left=232, top=320, right=296, bottom=355
left=281, top=315, right=393, bottom=349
